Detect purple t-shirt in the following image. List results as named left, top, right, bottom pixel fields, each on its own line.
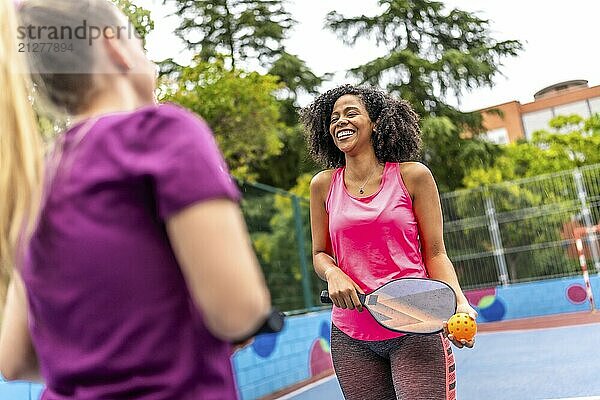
left=21, top=104, right=241, bottom=399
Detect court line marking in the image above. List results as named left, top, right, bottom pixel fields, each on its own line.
left=544, top=397, right=600, bottom=400
left=272, top=371, right=600, bottom=400
left=275, top=374, right=337, bottom=399
left=478, top=320, right=600, bottom=335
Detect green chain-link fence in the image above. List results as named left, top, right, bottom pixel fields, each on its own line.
left=238, top=180, right=325, bottom=313
left=239, top=163, right=600, bottom=313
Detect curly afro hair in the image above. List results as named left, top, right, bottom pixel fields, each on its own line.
left=300, top=84, right=422, bottom=168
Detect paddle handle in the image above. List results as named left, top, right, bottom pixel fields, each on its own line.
left=320, top=290, right=367, bottom=305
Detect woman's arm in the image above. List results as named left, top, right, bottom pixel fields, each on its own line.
left=309, top=171, right=363, bottom=311
left=0, top=271, right=41, bottom=382
left=401, top=163, right=477, bottom=345
left=166, top=199, right=271, bottom=342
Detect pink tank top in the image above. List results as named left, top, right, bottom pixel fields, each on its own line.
left=326, top=162, right=428, bottom=341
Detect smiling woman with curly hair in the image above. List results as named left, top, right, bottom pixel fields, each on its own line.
left=301, top=84, right=422, bottom=168
left=301, top=84, right=476, bottom=400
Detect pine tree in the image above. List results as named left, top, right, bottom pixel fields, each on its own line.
left=326, top=0, right=522, bottom=129
left=169, top=0, right=294, bottom=70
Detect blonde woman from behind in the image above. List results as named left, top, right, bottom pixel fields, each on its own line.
left=0, top=0, right=44, bottom=302
left=1, top=1, right=273, bottom=398
left=0, top=0, right=44, bottom=383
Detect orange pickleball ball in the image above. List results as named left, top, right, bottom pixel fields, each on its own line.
left=447, top=313, right=477, bottom=341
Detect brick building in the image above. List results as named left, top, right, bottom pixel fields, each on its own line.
left=477, top=80, right=600, bottom=144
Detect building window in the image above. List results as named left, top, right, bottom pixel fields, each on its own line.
left=483, top=128, right=509, bottom=145
left=553, top=100, right=590, bottom=118
left=522, top=109, right=554, bottom=140
left=589, top=97, right=600, bottom=115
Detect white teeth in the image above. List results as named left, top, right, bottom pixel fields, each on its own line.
left=337, top=130, right=354, bottom=139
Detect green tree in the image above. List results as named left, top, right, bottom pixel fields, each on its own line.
left=112, top=0, right=154, bottom=43
left=159, top=56, right=284, bottom=180
left=175, top=53, right=320, bottom=189
left=421, top=116, right=501, bottom=192
left=268, top=52, right=324, bottom=106
left=165, top=1, right=324, bottom=189
left=251, top=125, right=319, bottom=189
left=464, top=114, right=600, bottom=187
left=326, top=0, right=522, bottom=128
left=168, top=0, right=294, bottom=70
left=250, top=53, right=324, bottom=189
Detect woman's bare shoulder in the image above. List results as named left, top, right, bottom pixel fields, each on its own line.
left=398, top=162, right=436, bottom=197
left=310, top=169, right=336, bottom=199
left=398, top=161, right=433, bottom=183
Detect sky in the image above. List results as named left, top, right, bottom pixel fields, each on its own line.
left=139, top=0, right=600, bottom=112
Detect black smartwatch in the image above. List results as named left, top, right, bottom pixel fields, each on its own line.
left=232, top=308, right=285, bottom=344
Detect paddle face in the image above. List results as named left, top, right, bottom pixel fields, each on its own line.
left=364, top=278, right=456, bottom=334
left=321, top=278, right=456, bottom=334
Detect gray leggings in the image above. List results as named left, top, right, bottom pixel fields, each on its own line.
left=330, top=325, right=456, bottom=400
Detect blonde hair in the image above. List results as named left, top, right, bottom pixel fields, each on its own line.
left=0, top=0, right=44, bottom=297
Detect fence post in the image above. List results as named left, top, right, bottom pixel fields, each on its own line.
left=292, top=195, right=313, bottom=309
left=575, top=238, right=596, bottom=311
left=573, top=169, right=600, bottom=274
left=485, top=195, right=510, bottom=286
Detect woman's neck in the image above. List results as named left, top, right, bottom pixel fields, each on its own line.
left=344, top=153, right=383, bottom=180
left=73, top=83, right=155, bottom=123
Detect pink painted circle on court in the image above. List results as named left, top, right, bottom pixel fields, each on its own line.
left=566, top=284, right=588, bottom=304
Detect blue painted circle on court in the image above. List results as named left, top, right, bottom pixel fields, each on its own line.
left=478, top=296, right=506, bottom=322
left=251, top=333, right=278, bottom=358
left=319, top=321, right=331, bottom=345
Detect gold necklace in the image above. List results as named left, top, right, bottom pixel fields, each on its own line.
left=350, top=164, right=380, bottom=195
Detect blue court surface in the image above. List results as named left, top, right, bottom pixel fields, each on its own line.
left=280, top=322, right=600, bottom=400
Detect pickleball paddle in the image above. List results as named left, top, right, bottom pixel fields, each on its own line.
left=321, top=278, right=456, bottom=334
